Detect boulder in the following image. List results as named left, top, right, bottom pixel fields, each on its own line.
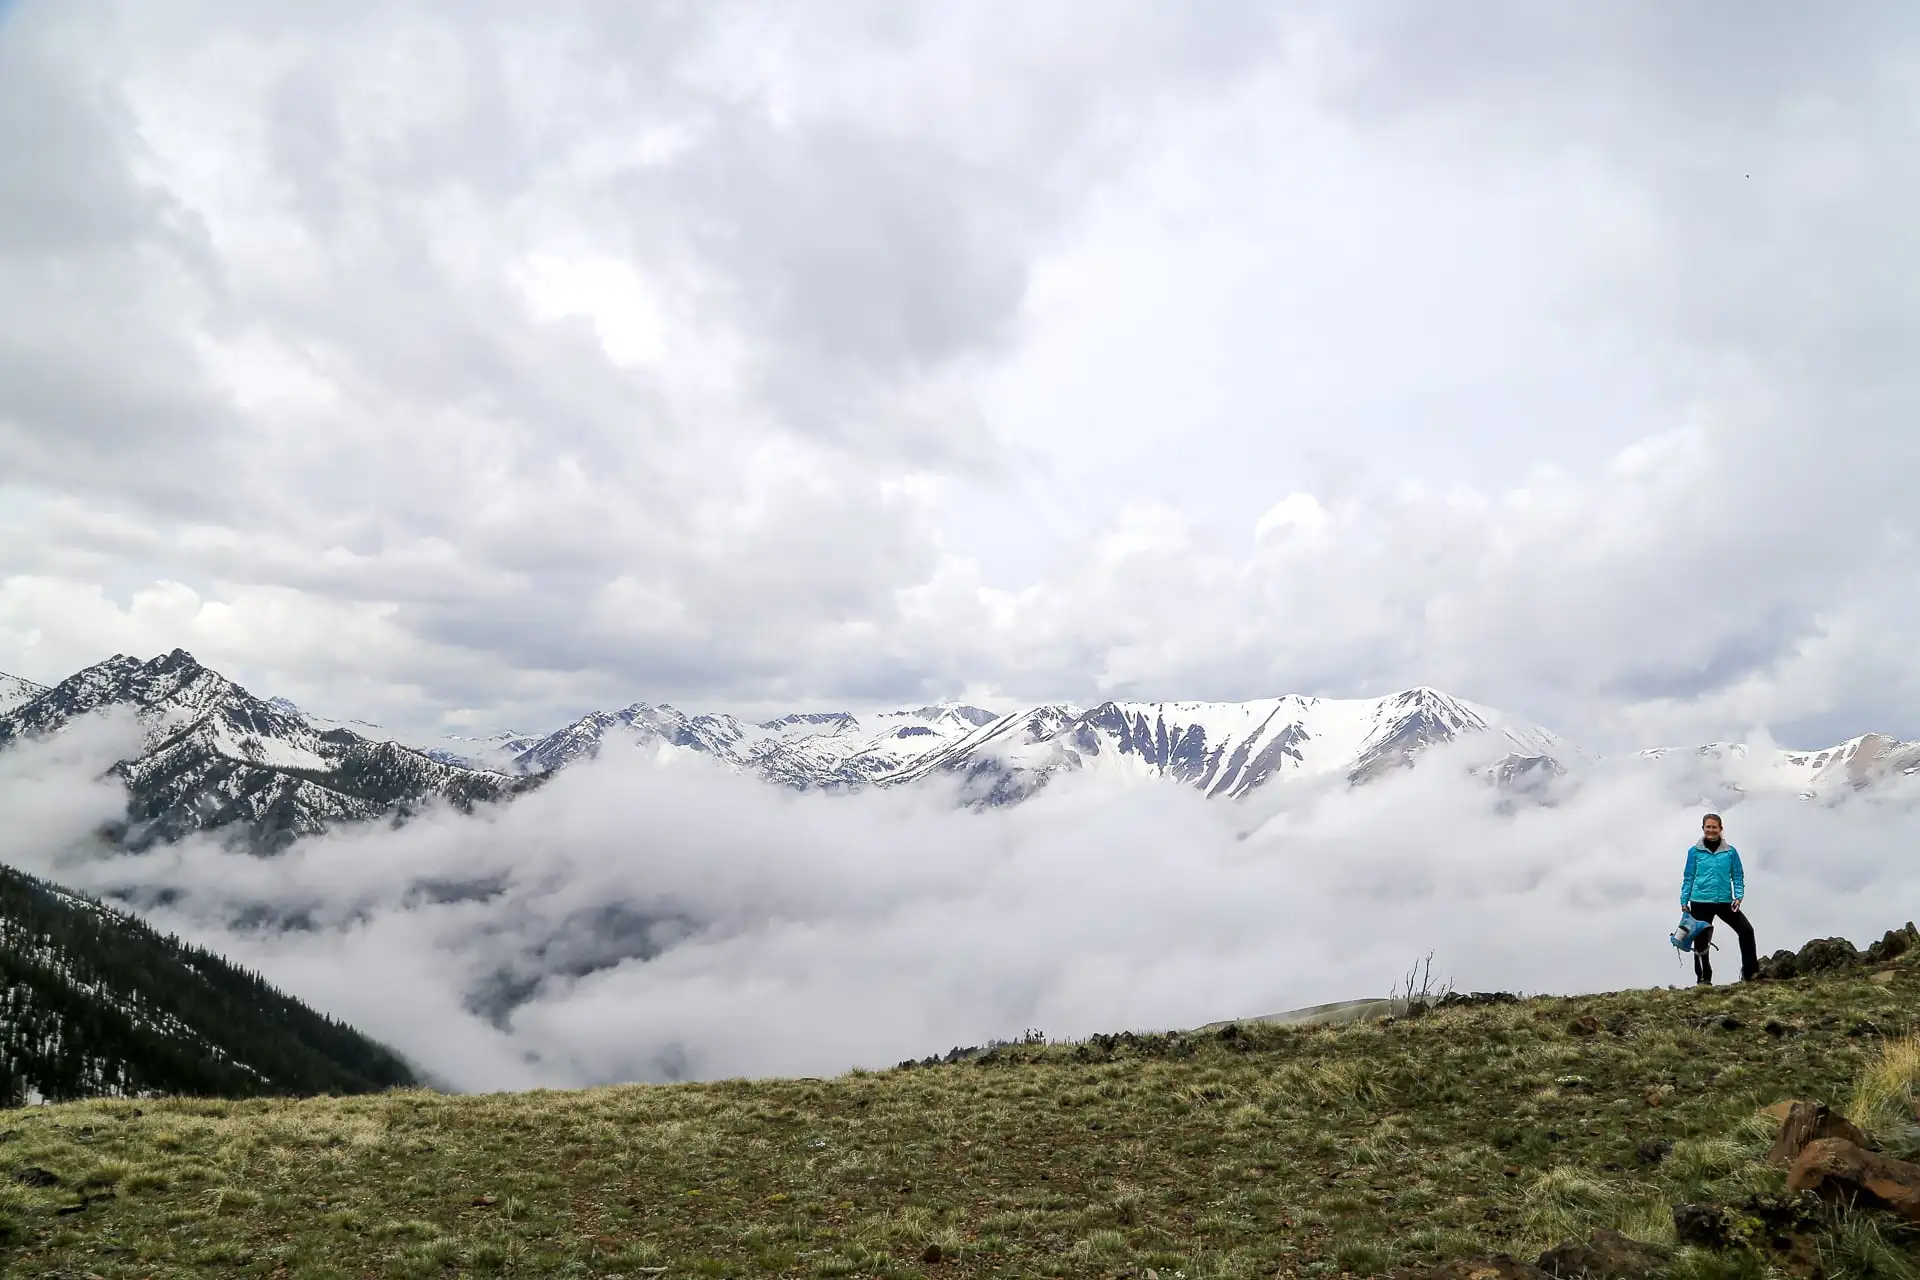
left=1787, top=1138, right=1920, bottom=1220
left=1535, top=1227, right=1672, bottom=1279
left=1434, top=991, right=1520, bottom=1010
left=1864, top=923, right=1919, bottom=965
left=1767, top=1101, right=1869, bottom=1167
left=1759, top=934, right=1864, bottom=980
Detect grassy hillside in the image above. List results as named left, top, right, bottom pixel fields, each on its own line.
left=3, top=945, right=1919, bottom=1278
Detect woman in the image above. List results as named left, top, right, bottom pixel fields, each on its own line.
left=1679, top=813, right=1759, bottom=984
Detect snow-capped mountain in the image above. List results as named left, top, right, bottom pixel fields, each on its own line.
left=884, top=688, right=1565, bottom=805
left=0, top=670, right=48, bottom=716
left=500, top=700, right=1001, bottom=788
left=0, top=650, right=533, bottom=852
left=280, top=699, right=536, bottom=773
left=486, top=687, right=1563, bottom=805
left=1640, top=732, right=1920, bottom=800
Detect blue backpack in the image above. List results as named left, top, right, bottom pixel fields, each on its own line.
left=1670, top=913, right=1711, bottom=951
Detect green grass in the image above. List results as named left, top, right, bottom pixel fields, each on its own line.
left=2, top=961, right=1918, bottom=1278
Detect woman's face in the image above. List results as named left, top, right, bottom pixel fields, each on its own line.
left=1703, top=817, right=1723, bottom=842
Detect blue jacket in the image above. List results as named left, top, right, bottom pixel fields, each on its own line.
left=1681, top=842, right=1745, bottom=908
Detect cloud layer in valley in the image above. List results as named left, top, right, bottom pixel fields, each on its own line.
left=10, top=726, right=1919, bottom=1092
left=0, top=2, right=1917, bottom=751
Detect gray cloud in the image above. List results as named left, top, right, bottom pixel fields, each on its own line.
left=0, top=0, right=1916, bottom=749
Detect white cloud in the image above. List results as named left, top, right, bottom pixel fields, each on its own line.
left=8, top=735, right=1920, bottom=1091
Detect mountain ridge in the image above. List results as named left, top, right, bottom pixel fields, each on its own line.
left=7, top=649, right=1917, bottom=852
left=0, top=650, right=537, bottom=853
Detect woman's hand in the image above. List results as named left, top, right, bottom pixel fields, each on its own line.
left=1732, top=899, right=1743, bottom=912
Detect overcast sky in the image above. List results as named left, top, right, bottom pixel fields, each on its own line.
left=2, top=1, right=1916, bottom=750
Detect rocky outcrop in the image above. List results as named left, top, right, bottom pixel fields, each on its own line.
left=1758, top=923, right=1918, bottom=980
left=1768, top=1101, right=1871, bottom=1167
left=1788, top=1138, right=1920, bottom=1221
left=1672, top=1195, right=1824, bottom=1276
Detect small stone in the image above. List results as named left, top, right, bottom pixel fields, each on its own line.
left=921, top=1243, right=943, bottom=1264
left=471, top=1194, right=498, bottom=1207
left=1871, top=970, right=1897, bottom=985
left=1635, top=1137, right=1672, bottom=1165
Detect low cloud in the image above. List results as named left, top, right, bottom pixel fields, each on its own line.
left=6, top=727, right=1919, bottom=1093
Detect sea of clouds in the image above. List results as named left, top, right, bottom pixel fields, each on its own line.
left=4, top=716, right=1918, bottom=1094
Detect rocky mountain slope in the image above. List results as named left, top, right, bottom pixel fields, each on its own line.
left=0, top=650, right=535, bottom=852
left=500, top=700, right=1001, bottom=788
left=0, top=670, right=47, bottom=717
left=885, top=687, right=1566, bottom=805
left=476, top=689, right=1562, bottom=806
left=0, top=861, right=415, bottom=1106
left=10, top=646, right=1917, bottom=852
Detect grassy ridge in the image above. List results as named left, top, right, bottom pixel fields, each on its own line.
left=2, top=959, right=1918, bottom=1278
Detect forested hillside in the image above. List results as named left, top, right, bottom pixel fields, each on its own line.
left=0, top=864, right=414, bottom=1106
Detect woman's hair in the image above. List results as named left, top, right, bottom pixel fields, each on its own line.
left=1702, top=813, right=1723, bottom=825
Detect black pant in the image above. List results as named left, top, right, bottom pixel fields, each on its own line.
left=1688, top=901, right=1757, bottom=983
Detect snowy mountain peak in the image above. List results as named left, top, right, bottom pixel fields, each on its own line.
left=0, top=652, right=525, bottom=852
left=0, top=670, right=49, bottom=717
left=879, top=689, right=1566, bottom=805
left=878, top=704, right=999, bottom=727
left=1641, top=731, right=1920, bottom=799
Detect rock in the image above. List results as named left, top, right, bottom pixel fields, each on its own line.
left=1788, top=1138, right=1920, bottom=1220
left=1864, top=923, right=1919, bottom=965
left=1759, top=933, right=1872, bottom=980
left=920, top=1243, right=943, bottom=1263
left=1871, top=970, right=1897, bottom=985
left=1768, top=1101, right=1869, bottom=1167
left=1434, top=991, right=1520, bottom=1010
left=1672, top=1202, right=1738, bottom=1249
left=1535, top=1227, right=1673, bottom=1278
left=1568, top=1015, right=1601, bottom=1037
left=1761, top=1099, right=1812, bottom=1123
left=12, top=1166, right=60, bottom=1187
left=1672, top=1195, right=1824, bottom=1276
left=1392, top=1257, right=1550, bottom=1279
left=1635, top=1137, right=1673, bottom=1165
